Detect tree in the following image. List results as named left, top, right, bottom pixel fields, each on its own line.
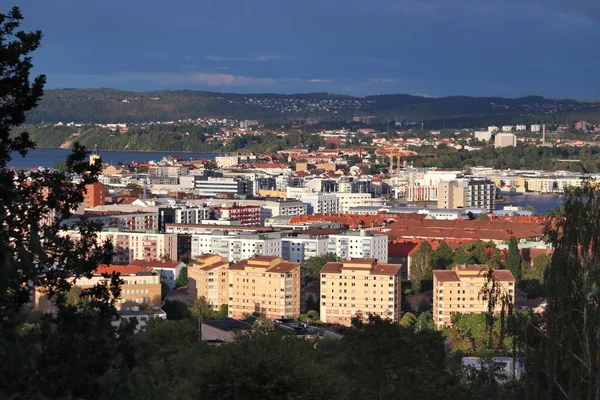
left=512, top=184, right=600, bottom=399
left=471, top=240, right=489, bottom=264
left=399, top=312, right=417, bottom=328
left=506, top=236, right=521, bottom=280
left=252, top=315, right=275, bottom=334
left=331, top=315, right=447, bottom=399
left=410, top=241, right=434, bottom=293
left=124, top=182, right=143, bottom=195
left=217, top=304, right=228, bottom=319
left=302, top=253, right=341, bottom=280
left=453, top=246, right=471, bottom=266
left=190, top=296, right=215, bottom=321
left=0, top=8, right=131, bottom=398
left=176, top=266, right=188, bottom=287
left=162, top=300, right=191, bottom=320
left=433, top=241, right=453, bottom=270
left=529, top=253, right=551, bottom=282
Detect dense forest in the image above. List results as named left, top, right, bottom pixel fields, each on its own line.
left=24, top=88, right=600, bottom=124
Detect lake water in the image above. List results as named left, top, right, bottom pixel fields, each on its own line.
left=7, top=148, right=221, bottom=169
left=502, top=194, right=563, bottom=214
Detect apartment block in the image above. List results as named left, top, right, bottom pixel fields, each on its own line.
left=320, top=258, right=402, bottom=326
left=60, top=230, right=178, bottom=264
left=148, top=165, right=190, bottom=178
left=437, top=179, right=496, bottom=213
left=228, top=256, right=302, bottom=319
left=190, top=232, right=282, bottom=262
left=281, top=235, right=329, bottom=263
left=188, top=255, right=302, bottom=319
left=188, top=254, right=230, bottom=309
left=83, top=182, right=107, bottom=208
left=336, top=193, right=385, bottom=213
left=217, top=205, right=261, bottom=226
left=174, top=206, right=211, bottom=224
left=34, top=265, right=162, bottom=312
left=433, top=265, right=516, bottom=329
left=494, top=132, right=517, bottom=148
left=327, top=230, right=388, bottom=261
left=195, top=177, right=247, bottom=197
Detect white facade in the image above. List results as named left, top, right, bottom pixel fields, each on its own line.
left=175, top=206, right=211, bottom=225
left=473, top=131, right=492, bottom=142
left=487, top=126, right=499, bottom=133
left=501, top=125, right=514, bottom=132
left=515, top=125, right=527, bottom=132
left=300, top=193, right=339, bottom=214
left=335, top=193, right=384, bottom=213
left=190, top=233, right=282, bottom=263
left=531, top=124, right=541, bottom=133
left=281, top=236, right=328, bottom=263
left=327, top=231, right=388, bottom=261
left=195, top=177, right=245, bottom=196
left=153, top=261, right=186, bottom=290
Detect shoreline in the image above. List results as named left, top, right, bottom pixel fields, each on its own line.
left=33, top=147, right=224, bottom=155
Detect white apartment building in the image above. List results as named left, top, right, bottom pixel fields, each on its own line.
left=473, top=131, right=492, bottom=142
left=174, top=206, right=212, bottom=225
left=531, top=124, right=541, bottom=133
left=494, top=133, right=517, bottom=148
left=195, top=177, right=246, bottom=197
left=148, top=166, right=189, bottom=178
left=487, top=126, right=499, bottom=133
left=281, top=235, right=329, bottom=263
left=406, top=170, right=461, bottom=202
left=335, top=193, right=385, bottom=213
left=327, top=230, right=388, bottom=261
left=526, top=176, right=583, bottom=193
left=190, top=232, right=282, bottom=263
left=501, top=125, right=514, bottom=132
left=515, top=125, right=527, bottom=132
left=300, top=193, right=339, bottom=214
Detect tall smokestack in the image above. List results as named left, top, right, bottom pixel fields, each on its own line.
left=542, top=123, right=546, bottom=145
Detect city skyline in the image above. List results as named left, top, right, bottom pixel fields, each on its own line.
left=16, top=0, right=600, bottom=99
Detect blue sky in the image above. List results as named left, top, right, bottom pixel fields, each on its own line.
left=13, top=0, right=600, bottom=98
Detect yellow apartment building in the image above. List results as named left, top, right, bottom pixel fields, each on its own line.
left=228, top=256, right=302, bottom=319
left=320, top=258, right=402, bottom=326
left=34, top=265, right=162, bottom=312
left=188, top=254, right=230, bottom=309
left=433, top=265, right=515, bottom=329
left=188, top=254, right=302, bottom=319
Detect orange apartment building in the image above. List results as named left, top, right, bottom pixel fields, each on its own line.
left=34, top=265, right=162, bottom=312
left=320, top=258, right=403, bottom=326
left=188, top=254, right=302, bottom=319
left=433, top=265, right=516, bottom=329
left=188, top=254, right=230, bottom=309
left=83, top=182, right=108, bottom=208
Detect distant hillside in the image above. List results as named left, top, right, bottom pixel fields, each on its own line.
left=26, top=88, right=600, bottom=124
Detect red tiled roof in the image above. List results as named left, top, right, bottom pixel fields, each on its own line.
left=129, top=259, right=181, bottom=269
left=433, top=270, right=460, bottom=281
left=320, top=262, right=343, bottom=274
left=94, top=265, right=145, bottom=275
left=370, top=264, right=402, bottom=276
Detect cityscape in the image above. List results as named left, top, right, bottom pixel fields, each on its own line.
left=3, top=2, right=600, bottom=399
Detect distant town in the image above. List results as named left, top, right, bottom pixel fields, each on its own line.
left=25, top=115, right=589, bottom=340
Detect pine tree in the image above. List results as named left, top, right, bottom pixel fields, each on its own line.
left=506, top=236, right=521, bottom=280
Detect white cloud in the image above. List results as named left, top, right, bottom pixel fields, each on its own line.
left=367, top=78, right=394, bottom=83
left=49, top=71, right=332, bottom=88
left=205, top=54, right=288, bottom=62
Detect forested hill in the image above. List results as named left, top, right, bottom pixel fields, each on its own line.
left=26, top=88, right=600, bottom=124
